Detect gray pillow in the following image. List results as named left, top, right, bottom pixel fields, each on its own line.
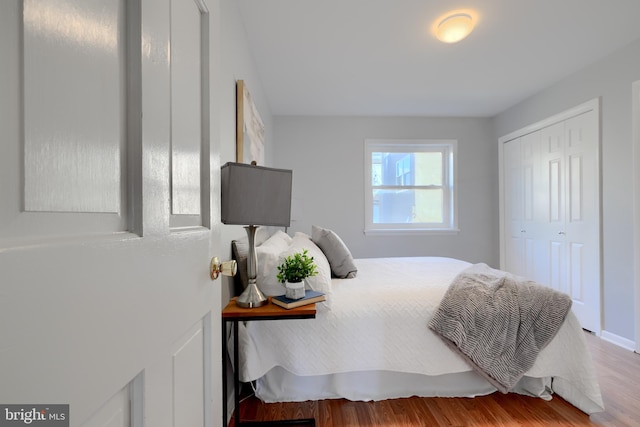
left=311, top=225, right=357, bottom=278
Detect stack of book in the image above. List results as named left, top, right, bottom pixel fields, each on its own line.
left=271, top=290, right=326, bottom=309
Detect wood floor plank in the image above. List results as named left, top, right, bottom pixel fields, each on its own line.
left=231, top=331, right=640, bottom=426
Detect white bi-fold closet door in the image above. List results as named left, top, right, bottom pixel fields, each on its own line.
left=500, top=99, right=601, bottom=335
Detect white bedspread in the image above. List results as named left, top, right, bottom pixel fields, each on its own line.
left=237, top=257, right=604, bottom=414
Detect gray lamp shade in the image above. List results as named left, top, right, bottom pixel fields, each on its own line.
left=221, top=162, right=292, bottom=227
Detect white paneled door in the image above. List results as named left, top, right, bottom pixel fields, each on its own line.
left=556, top=112, right=600, bottom=333
left=501, top=100, right=601, bottom=335
left=0, top=1, right=222, bottom=427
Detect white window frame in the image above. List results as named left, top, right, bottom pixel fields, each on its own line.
left=364, top=139, right=458, bottom=235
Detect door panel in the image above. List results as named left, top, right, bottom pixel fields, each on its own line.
left=172, top=318, right=208, bottom=427
left=549, top=159, right=562, bottom=222
left=540, top=122, right=565, bottom=227
left=23, top=0, right=124, bottom=215
left=0, top=2, right=221, bottom=427
left=81, top=384, right=130, bottom=427
left=0, top=0, right=126, bottom=241
left=537, top=122, right=565, bottom=288
left=524, top=237, right=536, bottom=280
left=170, top=0, right=205, bottom=220
left=549, top=240, right=563, bottom=291
left=564, top=110, right=600, bottom=333
left=520, top=132, right=540, bottom=279
left=569, top=155, right=583, bottom=221
left=521, top=133, right=536, bottom=224
left=503, top=138, right=523, bottom=276
left=570, top=242, right=585, bottom=301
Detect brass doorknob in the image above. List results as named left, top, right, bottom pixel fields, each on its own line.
left=210, top=257, right=237, bottom=280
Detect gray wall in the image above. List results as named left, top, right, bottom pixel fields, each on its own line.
left=273, top=116, right=499, bottom=266
left=494, top=38, right=640, bottom=341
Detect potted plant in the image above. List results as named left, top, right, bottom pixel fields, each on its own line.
left=276, top=249, right=318, bottom=299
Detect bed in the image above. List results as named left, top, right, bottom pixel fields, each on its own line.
left=230, top=227, right=604, bottom=415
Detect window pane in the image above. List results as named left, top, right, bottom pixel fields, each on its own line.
left=372, top=189, right=443, bottom=223
left=371, top=152, right=442, bottom=187
left=371, top=152, right=382, bottom=185
left=414, top=152, right=442, bottom=186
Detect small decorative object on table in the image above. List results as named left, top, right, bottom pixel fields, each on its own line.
left=272, top=290, right=326, bottom=309
left=276, top=249, right=318, bottom=300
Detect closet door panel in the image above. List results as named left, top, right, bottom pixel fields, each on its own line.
left=520, top=132, right=540, bottom=278
left=549, top=240, right=563, bottom=291
left=535, top=123, right=565, bottom=288
left=540, top=122, right=565, bottom=227
left=524, top=237, right=536, bottom=280
left=521, top=133, right=537, bottom=225
left=549, top=159, right=562, bottom=222
left=564, top=110, right=600, bottom=333
left=569, top=155, right=584, bottom=221
left=570, top=242, right=585, bottom=301
left=503, top=138, right=524, bottom=276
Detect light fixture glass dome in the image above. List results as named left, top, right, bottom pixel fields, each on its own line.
left=436, top=12, right=474, bottom=43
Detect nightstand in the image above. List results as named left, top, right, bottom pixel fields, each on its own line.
left=222, top=297, right=316, bottom=427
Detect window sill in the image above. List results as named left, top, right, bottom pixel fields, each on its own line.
left=364, top=228, right=460, bottom=236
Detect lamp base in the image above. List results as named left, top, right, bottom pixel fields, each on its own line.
left=236, top=225, right=268, bottom=308
left=236, top=281, right=268, bottom=308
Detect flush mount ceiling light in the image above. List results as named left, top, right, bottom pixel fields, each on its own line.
left=435, top=12, right=475, bottom=43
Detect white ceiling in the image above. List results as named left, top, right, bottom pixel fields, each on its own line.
left=236, top=0, right=640, bottom=117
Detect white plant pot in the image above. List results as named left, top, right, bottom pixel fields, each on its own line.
left=285, top=280, right=305, bottom=300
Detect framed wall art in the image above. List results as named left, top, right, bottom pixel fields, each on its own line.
left=236, top=80, right=265, bottom=165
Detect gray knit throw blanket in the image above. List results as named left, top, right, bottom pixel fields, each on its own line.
left=428, top=264, right=572, bottom=393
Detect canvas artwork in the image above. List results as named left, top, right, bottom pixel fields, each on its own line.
left=236, top=80, right=265, bottom=165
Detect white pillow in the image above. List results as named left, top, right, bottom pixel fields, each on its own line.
left=255, top=231, right=292, bottom=296
left=262, top=229, right=292, bottom=248
left=279, top=232, right=332, bottom=297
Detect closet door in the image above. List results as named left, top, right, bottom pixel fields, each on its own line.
left=503, top=131, right=541, bottom=280
left=537, top=111, right=601, bottom=333
left=520, top=131, right=542, bottom=282
left=501, top=101, right=601, bottom=335
left=538, top=122, right=566, bottom=293
left=563, top=110, right=600, bottom=334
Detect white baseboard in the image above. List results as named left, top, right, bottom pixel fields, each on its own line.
left=601, top=330, right=636, bottom=352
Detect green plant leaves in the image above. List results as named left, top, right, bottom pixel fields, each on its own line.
left=276, top=249, right=319, bottom=283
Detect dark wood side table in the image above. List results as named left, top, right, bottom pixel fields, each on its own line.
left=222, top=297, right=316, bottom=427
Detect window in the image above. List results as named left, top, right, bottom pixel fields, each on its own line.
left=364, top=139, right=457, bottom=234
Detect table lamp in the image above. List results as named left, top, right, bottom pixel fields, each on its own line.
left=221, top=162, right=292, bottom=307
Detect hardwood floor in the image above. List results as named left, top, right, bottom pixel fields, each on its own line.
left=231, top=332, right=640, bottom=426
